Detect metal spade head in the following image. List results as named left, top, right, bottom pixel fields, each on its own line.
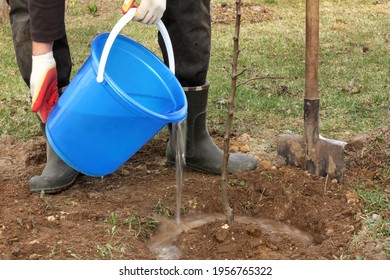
left=276, top=134, right=346, bottom=182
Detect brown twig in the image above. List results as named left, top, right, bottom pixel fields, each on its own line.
left=237, top=75, right=284, bottom=87
left=221, top=0, right=243, bottom=225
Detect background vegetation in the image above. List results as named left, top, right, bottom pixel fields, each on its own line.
left=0, top=0, right=388, bottom=140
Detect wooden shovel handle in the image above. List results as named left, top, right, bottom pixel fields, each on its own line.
left=304, top=0, right=320, bottom=153
left=305, top=0, right=319, bottom=100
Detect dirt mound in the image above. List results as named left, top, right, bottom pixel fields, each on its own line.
left=211, top=2, right=282, bottom=24
left=0, top=126, right=388, bottom=260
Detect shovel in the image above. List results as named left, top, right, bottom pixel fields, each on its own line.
left=276, top=0, right=347, bottom=182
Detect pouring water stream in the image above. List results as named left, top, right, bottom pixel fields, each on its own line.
left=173, top=121, right=187, bottom=226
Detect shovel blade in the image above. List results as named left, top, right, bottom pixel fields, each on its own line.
left=276, top=134, right=306, bottom=168
left=310, top=136, right=346, bottom=182
left=276, top=134, right=347, bottom=182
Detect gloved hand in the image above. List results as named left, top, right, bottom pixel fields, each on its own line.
left=30, top=51, right=59, bottom=123
left=122, top=0, right=166, bottom=25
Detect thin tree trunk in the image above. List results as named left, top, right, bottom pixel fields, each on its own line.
left=221, top=0, right=242, bottom=225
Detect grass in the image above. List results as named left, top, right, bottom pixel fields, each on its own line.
left=103, top=211, right=159, bottom=241
left=153, top=199, right=175, bottom=218
left=210, top=0, right=389, bottom=139
left=351, top=183, right=390, bottom=258
left=97, top=211, right=159, bottom=259
left=0, top=0, right=388, bottom=140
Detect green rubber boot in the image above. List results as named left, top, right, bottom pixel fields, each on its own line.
left=166, top=83, right=257, bottom=174
left=29, top=119, right=79, bottom=194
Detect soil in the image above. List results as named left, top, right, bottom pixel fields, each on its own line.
left=0, top=2, right=389, bottom=261
left=0, top=125, right=388, bottom=260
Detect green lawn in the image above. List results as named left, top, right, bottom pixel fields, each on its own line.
left=0, top=0, right=388, bottom=140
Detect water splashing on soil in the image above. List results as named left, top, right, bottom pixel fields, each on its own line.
left=148, top=213, right=314, bottom=260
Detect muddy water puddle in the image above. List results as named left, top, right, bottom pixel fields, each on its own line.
left=148, top=213, right=314, bottom=259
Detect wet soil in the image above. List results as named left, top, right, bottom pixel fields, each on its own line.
left=0, top=126, right=388, bottom=260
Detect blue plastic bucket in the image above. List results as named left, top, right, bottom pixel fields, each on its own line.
left=46, top=12, right=187, bottom=176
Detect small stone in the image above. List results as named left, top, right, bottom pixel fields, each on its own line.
left=246, top=224, right=262, bottom=237
left=47, top=215, right=56, bottom=221
left=260, top=160, right=272, bottom=170
left=215, top=228, right=228, bottom=242
left=325, top=228, right=334, bottom=236
left=331, top=179, right=338, bottom=184
left=221, top=224, right=229, bottom=229
left=239, top=144, right=250, bottom=153
left=370, top=214, right=381, bottom=223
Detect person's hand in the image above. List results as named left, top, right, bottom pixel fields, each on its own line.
left=122, top=0, right=166, bottom=24
left=30, top=51, right=59, bottom=123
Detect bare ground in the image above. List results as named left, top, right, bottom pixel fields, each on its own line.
left=0, top=125, right=388, bottom=260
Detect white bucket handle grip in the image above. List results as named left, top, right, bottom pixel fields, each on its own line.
left=96, top=8, right=175, bottom=83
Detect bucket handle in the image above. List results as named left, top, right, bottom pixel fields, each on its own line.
left=96, top=8, right=175, bottom=83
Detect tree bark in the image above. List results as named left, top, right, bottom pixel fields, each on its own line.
left=221, top=0, right=242, bottom=225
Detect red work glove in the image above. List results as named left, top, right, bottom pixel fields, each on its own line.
left=122, top=0, right=166, bottom=24
left=30, top=51, right=59, bottom=123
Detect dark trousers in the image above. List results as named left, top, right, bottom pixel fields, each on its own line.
left=159, top=0, right=211, bottom=87
left=7, top=0, right=211, bottom=89
left=7, top=0, right=71, bottom=89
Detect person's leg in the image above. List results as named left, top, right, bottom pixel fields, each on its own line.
left=8, top=0, right=32, bottom=86
left=8, top=0, right=71, bottom=88
left=160, top=0, right=257, bottom=173
left=173, top=83, right=258, bottom=173
left=8, top=0, right=78, bottom=194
